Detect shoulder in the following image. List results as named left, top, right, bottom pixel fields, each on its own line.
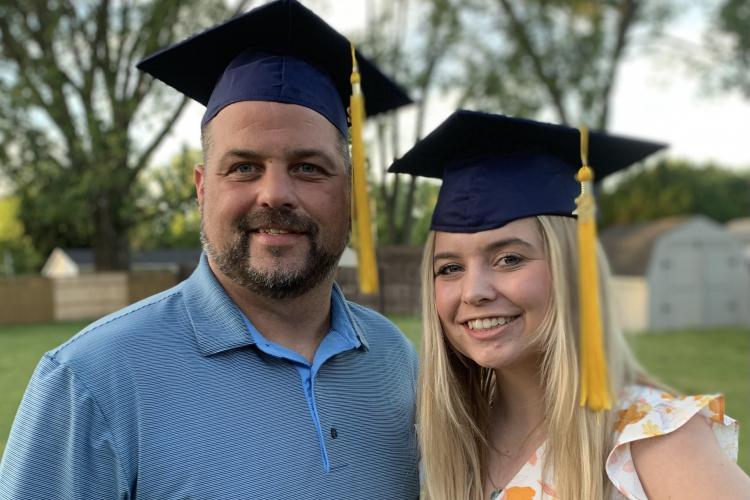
left=345, top=301, right=417, bottom=361
left=629, top=411, right=750, bottom=498
left=48, top=283, right=187, bottom=366
left=607, top=385, right=748, bottom=499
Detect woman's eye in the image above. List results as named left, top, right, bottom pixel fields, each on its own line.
left=497, top=254, right=523, bottom=267
left=435, top=263, right=462, bottom=276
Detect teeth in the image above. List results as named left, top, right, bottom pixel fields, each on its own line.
left=467, top=316, right=517, bottom=330
left=259, top=228, right=291, bottom=234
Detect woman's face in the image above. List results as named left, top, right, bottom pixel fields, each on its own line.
left=432, top=218, right=552, bottom=370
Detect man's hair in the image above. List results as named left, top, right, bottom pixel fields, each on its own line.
left=200, top=122, right=352, bottom=174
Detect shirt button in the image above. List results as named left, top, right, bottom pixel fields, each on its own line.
left=330, top=427, right=338, bottom=439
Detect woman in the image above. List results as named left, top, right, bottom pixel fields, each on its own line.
left=389, top=110, right=750, bottom=499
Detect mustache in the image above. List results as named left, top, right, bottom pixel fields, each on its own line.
left=234, top=208, right=318, bottom=237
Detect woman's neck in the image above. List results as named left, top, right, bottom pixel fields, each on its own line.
left=492, top=356, right=546, bottom=428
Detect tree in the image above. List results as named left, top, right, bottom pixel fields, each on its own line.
left=706, top=0, right=750, bottom=97
left=131, top=147, right=201, bottom=250
left=0, top=196, right=42, bottom=274
left=0, top=0, right=251, bottom=270
left=351, top=0, right=679, bottom=246
left=599, top=159, right=750, bottom=227
left=356, top=0, right=462, bottom=245
left=454, top=0, right=676, bottom=129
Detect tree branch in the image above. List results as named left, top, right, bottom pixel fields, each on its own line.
left=131, top=95, right=190, bottom=176
left=597, top=0, right=639, bottom=130
left=496, top=0, right=569, bottom=124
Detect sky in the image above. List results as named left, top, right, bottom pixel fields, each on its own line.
left=152, top=0, right=750, bottom=171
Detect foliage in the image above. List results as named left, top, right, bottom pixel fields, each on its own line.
left=706, top=0, right=750, bottom=97
left=374, top=176, right=439, bottom=246
left=132, top=147, right=201, bottom=250
left=356, top=0, right=463, bottom=245
left=0, top=197, right=42, bottom=274
left=599, top=159, right=750, bottom=227
left=354, top=0, right=679, bottom=245
left=453, top=0, right=676, bottom=129
left=0, top=0, right=249, bottom=270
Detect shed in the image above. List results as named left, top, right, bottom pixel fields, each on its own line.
left=726, top=217, right=750, bottom=262
left=601, top=215, right=750, bottom=332
left=42, top=248, right=203, bottom=278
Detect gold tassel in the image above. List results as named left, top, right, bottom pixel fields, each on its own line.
left=349, top=44, right=379, bottom=294
left=576, top=127, right=611, bottom=411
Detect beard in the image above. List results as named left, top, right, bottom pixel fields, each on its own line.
left=201, top=206, right=348, bottom=300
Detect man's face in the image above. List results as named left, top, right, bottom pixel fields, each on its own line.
left=195, top=100, right=350, bottom=299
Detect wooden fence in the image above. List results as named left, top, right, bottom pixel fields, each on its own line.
left=0, top=247, right=425, bottom=325
left=0, top=271, right=180, bottom=325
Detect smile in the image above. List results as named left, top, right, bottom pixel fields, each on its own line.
left=465, top=316, right=520, bottom=331
left=255, top=228, right=302, bottom=235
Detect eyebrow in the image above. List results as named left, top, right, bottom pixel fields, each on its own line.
left=219, top=147, right=334, bottom=163
left=433, top=237, right=534, bottom=262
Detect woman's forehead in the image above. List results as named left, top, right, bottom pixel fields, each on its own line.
left=433, top=218, right=543, bottom=254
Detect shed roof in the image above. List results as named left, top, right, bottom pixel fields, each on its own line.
left=600, top=217, right=688, bottom=276
left=63, top=248, right=203, bottom=267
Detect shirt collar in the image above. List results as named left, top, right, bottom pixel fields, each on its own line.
left=183, top=254, right=369, bottom=356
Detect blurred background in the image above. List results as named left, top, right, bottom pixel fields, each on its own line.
left=0, top=0, right=748, bottom=471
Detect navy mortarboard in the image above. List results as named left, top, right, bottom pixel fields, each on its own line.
left=137, top=0, right=413, bottom=294
left=391, top=109, right=666, bottom=412
left=388, top=109, right=666, bottom=233
left=136, top=0, right=411, bottom=131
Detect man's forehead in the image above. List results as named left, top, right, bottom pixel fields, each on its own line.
left=210, top=100, right=340, bottom=133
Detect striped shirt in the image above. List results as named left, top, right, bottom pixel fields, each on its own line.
left=0, top=255, right=420, bottom=499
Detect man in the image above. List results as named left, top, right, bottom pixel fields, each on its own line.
left=0, top=1, right=419, bottom=498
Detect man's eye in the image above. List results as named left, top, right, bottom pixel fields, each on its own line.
left=235, top=163, right=257, bottom=174
left=295, top=163, right=323, bottom=175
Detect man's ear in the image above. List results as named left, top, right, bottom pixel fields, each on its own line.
left=195, top=165, right=205, bottom=207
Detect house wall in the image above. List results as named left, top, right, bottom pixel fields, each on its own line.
left=610, top=276, right=649, bottom=333
left=647, top=217, right=750, bottom=331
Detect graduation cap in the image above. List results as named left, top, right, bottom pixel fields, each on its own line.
left=136, top=0, right=412, bottom=133
left=390, top=110, right=666, bottom=411
left=388, top=110, right=666, bottom=232
left=137, top=0, right=413, bottom=295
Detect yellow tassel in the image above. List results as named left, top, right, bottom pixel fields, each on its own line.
left=576, top=127, right=611, bottom=411
left=349, top=44, right=379, bottom=294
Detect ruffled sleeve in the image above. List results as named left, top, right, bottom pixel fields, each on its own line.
left=605, top=385, right=738, bottom=500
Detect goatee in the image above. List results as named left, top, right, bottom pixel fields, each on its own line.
left=201, top=207, right=346, bottom=299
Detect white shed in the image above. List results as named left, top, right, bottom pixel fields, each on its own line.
left=601, top=216, right=750, bottom=332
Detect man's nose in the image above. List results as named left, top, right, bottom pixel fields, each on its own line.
left=255, top=168, right=298, bottom=209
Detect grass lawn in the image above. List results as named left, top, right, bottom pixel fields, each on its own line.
left=0, top=322, right=88, bottom=453
left=1, top=320, right=748, bottom=474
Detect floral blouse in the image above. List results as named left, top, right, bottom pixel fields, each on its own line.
left=494, top=385, right=739, bottom=499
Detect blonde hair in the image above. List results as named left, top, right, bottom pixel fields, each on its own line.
left=417, top=215, right=648, bottom=500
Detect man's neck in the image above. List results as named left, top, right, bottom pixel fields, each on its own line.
left=208, top=260, right=334, bottom=363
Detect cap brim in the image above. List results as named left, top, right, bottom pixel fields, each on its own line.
left=389, top=110, right=667, bottom=179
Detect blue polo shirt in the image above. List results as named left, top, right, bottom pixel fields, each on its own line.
left=0, top=255, right=419, bottom=499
